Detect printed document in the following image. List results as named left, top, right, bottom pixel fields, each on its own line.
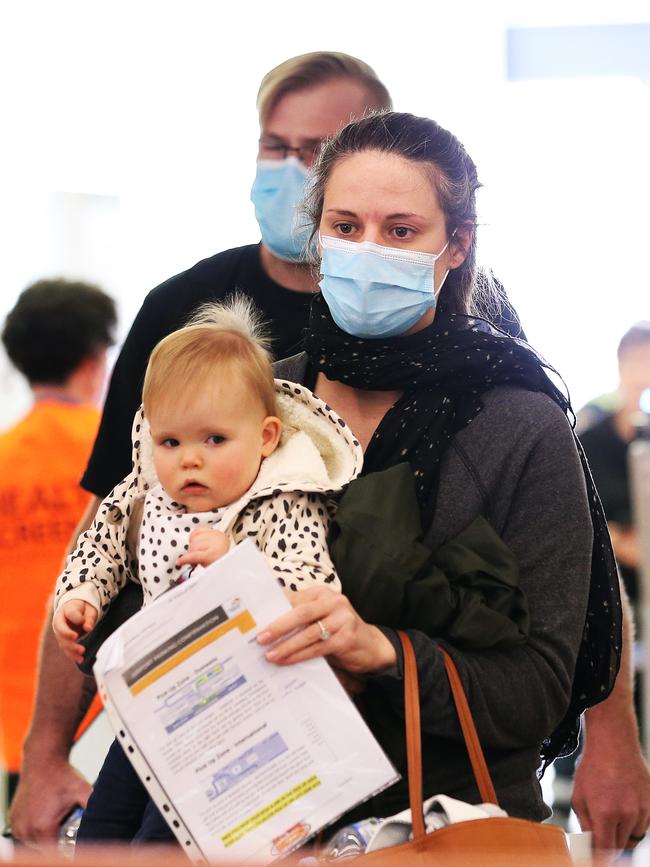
left=94, top=541, right=398, bottom=863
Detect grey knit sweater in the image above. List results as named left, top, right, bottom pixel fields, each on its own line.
left=275, top=353, right=592, bottom=822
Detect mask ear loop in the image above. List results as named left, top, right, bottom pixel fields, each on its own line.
left=434, top=228, right=458, bottom=299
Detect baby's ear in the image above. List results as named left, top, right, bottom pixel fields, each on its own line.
left=261, top=416, right=283, bottom=457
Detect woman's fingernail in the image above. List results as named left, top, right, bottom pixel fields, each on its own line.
left=265, top=649, right=279, bottom=661
left=257, top=631, right=272, bottom=644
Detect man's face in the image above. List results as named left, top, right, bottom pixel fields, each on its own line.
left=259, top=78, right=375, bottom=168
left=618, top=343, right=650, bottom=415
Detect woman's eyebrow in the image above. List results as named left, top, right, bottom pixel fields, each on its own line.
left=385, top=211, right=425, bottom=221
left=325, top=208, right=426, bottom=221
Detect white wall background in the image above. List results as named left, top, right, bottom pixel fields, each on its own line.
left=0, top=0, right=648, bottom=428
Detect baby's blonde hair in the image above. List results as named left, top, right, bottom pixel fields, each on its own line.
left=142, top=296, right=277, bottom=419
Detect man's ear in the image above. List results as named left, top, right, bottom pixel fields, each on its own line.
left=448, top=223, right=473, bottom=269
left=261, top=416, right=283, bottom=457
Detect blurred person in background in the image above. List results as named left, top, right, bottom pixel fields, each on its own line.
left=580, top=321, right=650, bottom=606
left=8, top=53, right=650, bottom=853
left=0, top=278, right=116, bottom=807
left=553, top=322, right=650, bottom=827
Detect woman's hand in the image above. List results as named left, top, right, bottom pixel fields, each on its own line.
left=256, top=586, right=397, bottom=674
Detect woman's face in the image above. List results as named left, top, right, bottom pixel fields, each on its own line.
left=320, top=150, right=468, bottom=332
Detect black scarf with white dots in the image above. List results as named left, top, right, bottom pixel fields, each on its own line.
left=305, top=291, right=621, bottom=766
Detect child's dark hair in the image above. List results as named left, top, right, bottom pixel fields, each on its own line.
left=2, top=278, right=116, bottom=384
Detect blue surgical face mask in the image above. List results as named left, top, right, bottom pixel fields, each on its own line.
left=250, top=157, right=314, bottom=263
left=318, top=234, right=450, bottom=339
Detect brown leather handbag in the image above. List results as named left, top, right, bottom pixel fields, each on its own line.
left=321, top=630, right=573, bottom=866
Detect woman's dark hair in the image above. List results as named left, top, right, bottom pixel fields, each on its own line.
left=2, top=278, right=116, bottom=385
left=305, top=111, right=492, bottom=315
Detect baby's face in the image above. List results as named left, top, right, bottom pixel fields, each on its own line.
left=148, top=382, right=280, bottom=512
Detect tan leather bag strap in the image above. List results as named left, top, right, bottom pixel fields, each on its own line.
left=396, top=631, right=499, bottom=836
left=399, top=630, right=426, bottom=839
left=439, top=647, right=498, bottom=805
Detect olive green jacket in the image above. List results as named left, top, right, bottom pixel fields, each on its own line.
left=329, top=462, right=529, bottom=651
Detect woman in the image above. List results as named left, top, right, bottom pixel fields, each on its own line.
left=257, top=111, right=621, bottom=823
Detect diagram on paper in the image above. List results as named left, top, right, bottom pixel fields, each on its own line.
left=156, top=659, right=246, bottom=733
left=206, top=732, right=288, bottom=800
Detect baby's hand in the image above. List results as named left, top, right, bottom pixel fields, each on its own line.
left=176, top=527, right=230, bottom=568
left=52, top=600, right=98, bottom=664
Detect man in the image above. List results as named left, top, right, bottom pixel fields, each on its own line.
left=562, top=323, right=650, bottom=852
left=559, top=323, right=650, bottom=847
left=82, top=53, right=392, bottom=498
left=581, top=322, right=650, bottom=606
left=10, top=53, right=650, bottom=852
left=0, top=278, right=116, bottom=803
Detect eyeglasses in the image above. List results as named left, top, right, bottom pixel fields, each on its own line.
left=258, top=137, right=323, bottom=167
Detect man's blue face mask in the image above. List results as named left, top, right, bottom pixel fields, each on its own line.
left=319, top=234, right=450, bottom=339
left=250, top=157, right=315, bottom=263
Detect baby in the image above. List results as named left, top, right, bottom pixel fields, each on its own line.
left=52, top=297, right=362, bottom=843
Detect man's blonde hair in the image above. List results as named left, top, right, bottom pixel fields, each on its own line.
left=256, top=51, right=392, bottom=126
left=142, top=296, right=278, bottom=419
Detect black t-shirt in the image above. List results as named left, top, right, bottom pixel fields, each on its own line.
left=580, top=415, right=631, bottom=524
left=82, top=244, right=313, bottom=497
left=580, top=414, right=638, bottom=601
